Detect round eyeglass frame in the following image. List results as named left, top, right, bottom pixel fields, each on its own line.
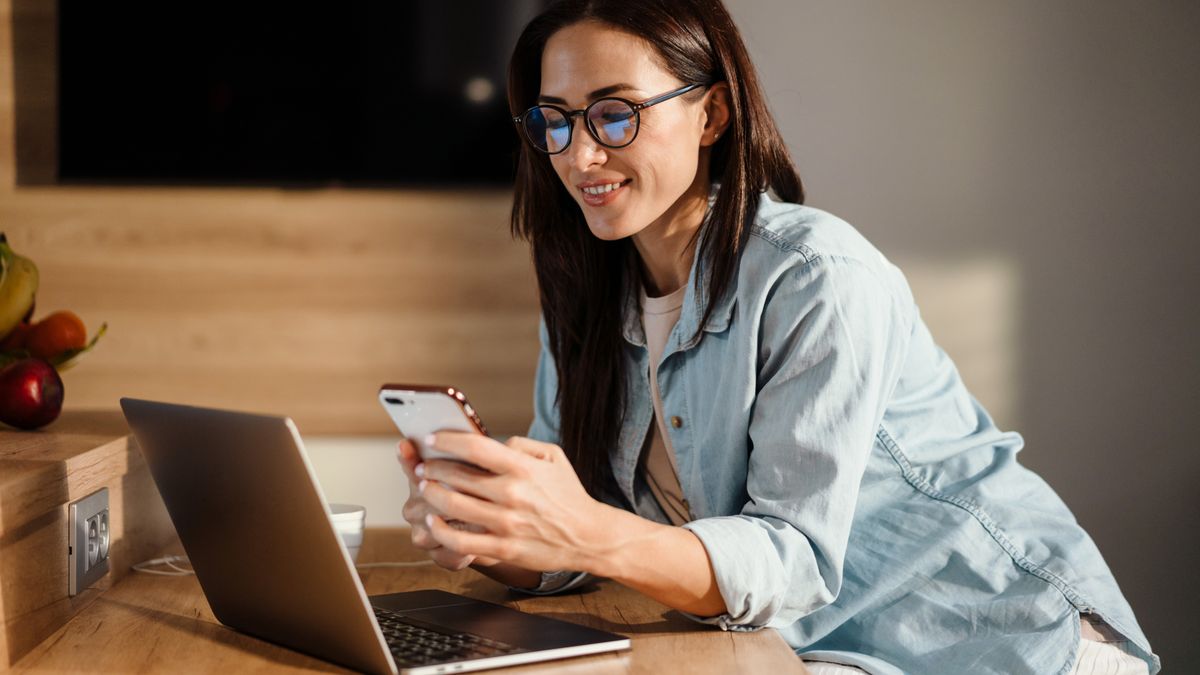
left=513, top=82, right=705, bottom=155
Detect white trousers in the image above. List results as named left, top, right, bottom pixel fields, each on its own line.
left=801, top=615, right=1148, bottom=675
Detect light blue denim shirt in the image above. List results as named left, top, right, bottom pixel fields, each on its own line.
left=520, top=190, right=1159, bottom=675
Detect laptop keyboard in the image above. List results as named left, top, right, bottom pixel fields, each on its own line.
left=374, top=607, right=524, bottom=667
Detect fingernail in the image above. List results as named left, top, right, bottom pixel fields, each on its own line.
left=418, top=479, right=427, bottom=493
left=414, top=463, right=425, bottom=478
left=424, top=513, right=434, bottom=528
left=424, top=433, right=436, bottom=448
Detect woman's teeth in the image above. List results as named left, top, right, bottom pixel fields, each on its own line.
left=583, top=182, right=624, bottom=195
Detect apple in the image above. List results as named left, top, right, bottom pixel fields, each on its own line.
left=0, top=357, right=64, bottom=429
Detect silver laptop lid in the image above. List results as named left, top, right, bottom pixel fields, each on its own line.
left=120, top=397, right=396, bottom=675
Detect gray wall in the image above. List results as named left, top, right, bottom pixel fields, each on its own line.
left=726, top=0, right=1199, bottom=668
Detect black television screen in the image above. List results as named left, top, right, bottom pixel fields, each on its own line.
left=58, top=2, right=548, bottom=186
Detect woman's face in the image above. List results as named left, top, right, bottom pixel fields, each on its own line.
left=539, top=21, right=721, bottom=241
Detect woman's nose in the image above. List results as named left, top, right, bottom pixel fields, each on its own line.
left=565, top=119, right=606, bottom=170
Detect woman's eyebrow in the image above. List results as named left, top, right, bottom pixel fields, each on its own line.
left=538, top=82, right=639, bottom=105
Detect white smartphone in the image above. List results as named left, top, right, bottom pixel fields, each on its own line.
left=378, top=383, right=488, bottom=463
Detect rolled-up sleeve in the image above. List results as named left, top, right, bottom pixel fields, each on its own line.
left=681, top=255, right=911, bottom=630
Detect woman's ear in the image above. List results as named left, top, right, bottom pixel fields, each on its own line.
left=700, top=82, right=733, bottom=147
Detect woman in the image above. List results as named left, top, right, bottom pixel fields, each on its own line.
left=396, top=1, right=1159, bottom=673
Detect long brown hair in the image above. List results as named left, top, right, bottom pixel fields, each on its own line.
left=508, top=0, right=803, bottom=497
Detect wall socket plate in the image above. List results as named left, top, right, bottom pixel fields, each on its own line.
left=68, top=487, right=110, bottom=596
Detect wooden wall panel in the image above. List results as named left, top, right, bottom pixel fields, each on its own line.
left=0, top=188, right=543, bottom=436
left=0, top=0, right=14, bottom=189
left=9, top=0, right=55, bottom=185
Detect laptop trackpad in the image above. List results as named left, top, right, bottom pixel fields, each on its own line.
left=403, top=603, right=619, bottom=649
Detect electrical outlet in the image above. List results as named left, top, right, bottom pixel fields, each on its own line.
left=68, top=488, right=110, bottom=596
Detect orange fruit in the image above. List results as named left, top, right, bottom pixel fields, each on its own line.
left=26, top=311, right=88, bottom=359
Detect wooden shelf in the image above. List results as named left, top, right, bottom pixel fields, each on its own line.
left=0, top=409, right=175, bottom=667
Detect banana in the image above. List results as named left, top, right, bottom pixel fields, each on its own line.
left=0, top=240, right=39, bottom=341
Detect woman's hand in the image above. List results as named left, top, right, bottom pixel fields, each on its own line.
left=417, top=432, right=613, bottom=575
left=396, top=439, right=498, bottom=570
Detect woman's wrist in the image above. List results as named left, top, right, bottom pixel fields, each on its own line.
left=576, top=501, right=668, bottom=580
left=575, top=506, right=728, bottom=617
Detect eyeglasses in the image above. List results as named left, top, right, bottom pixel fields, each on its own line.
left=513, top=83, right=704, bottom=155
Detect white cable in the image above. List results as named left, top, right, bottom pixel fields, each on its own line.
left=131, top=555, right=434, bottom=575
left=131, top=555, right=194, bottom=576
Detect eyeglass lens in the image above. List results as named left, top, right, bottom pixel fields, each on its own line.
left=523, top=99, right=638, bottom=153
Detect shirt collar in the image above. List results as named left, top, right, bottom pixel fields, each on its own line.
left=621, top=184, right=738, bottom=348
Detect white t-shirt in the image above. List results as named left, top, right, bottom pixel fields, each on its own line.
left=639, top=282, right=691, bottom=526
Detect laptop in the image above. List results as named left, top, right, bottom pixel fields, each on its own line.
left=119, top=397, right=631, bottom=675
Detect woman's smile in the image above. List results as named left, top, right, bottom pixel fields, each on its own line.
left=578, top=178, right=633, bottom=206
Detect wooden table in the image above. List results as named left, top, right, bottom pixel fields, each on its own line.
left=12, top=528, right=807, bottom=674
